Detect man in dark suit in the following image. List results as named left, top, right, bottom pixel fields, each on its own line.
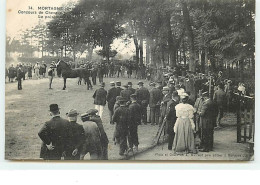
left=93, top=82, right=107, bottom=119
left=136, top=81, right=150, bottom=125
left=159, top=86, right=172, bottom=126
left=149, top=82, right=162, bottom=125
left=128, top=94, right=141, bottom=152
left=106, top=81, right=117, bottom=124
left=128, top=82, right=135, bottom=95
left=198, top=92, right=217, bottom=152
left=65, top=109, right=85, bottom=160
left=165, top=91, right=179, bottom=150
left=112, top=97, right=130, bottom=156
left=17, top=64, right=23, bottom=90
left=213, top=83, right=226, bottom=128
left=38, top=104, right=71, bottom=160
left=116, top=81, right=123, bottom=96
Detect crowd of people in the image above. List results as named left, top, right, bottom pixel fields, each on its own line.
left=37, top=65, right=249, bottom=160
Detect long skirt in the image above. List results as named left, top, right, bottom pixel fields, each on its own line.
left=173, top=118, right=195, bottom=153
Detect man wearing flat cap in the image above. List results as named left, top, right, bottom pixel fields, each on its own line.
left=84, top=109, right=109, bottom=160
left=112, top=97, right=130, bottom=156
left=93, top=82, right=107, bottom=119
left=38, top=104, right=71, bottom=160
left=149, top=82, right=163, bottom=125
left=107, top=81, right=117, bottom=124
left=80, top=110, right=103, bottom=160
left=136, top=81, right=150, bottom=125
left=65, top=109, right=85, bottom=160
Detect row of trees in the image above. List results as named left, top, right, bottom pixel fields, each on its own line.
left=44, top=0, right=255, bottom=74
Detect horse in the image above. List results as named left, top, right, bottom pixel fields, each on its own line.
left=56, top=60, right=92, bottom=90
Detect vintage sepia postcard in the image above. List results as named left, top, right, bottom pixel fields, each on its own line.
left=5, top=0, right=255, bottom=161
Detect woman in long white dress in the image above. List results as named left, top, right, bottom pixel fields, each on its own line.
left=173, top=93, right=196, bottom=154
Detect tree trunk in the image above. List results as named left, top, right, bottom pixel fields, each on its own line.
left=146, top=38, right=151, bottom=66
left=201, top=50, right=205, bottom=73
left=139, top=37, right=144, bottom=65
left=182, top=2, right=196, bottom=72
left=133, top=37, right=139, bottom=65
left=166, top=12, right=176, bottom=68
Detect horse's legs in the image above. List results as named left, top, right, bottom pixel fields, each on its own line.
left=63, top=78, right=66, bottom=90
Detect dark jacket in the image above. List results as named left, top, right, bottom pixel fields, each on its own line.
left=213, top=89, right=226, bottom=107
left=38, top=116, right=70, bottom=160
left=93, top=88, right=107, bottom=106
left=128, top=87, right=136, bottom=95
left=200, top=99, right=217, bottom=129
left=136, top=87, right=150, bottom=107
left=128, top=102, right=141, bottom=126
left=112, top=106, right=130, bottom=138
left=149, top=87, right=162, bottom=108
left=116, top=87, right=123, bottom=96
left=89, top=115, right=109, bottom=146
left=165, top=99, right=178, bottom=134
left=107, top=87, right=118, bottom=110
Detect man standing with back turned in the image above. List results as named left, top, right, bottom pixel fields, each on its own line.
left=38, top=104, right=70, bottom=160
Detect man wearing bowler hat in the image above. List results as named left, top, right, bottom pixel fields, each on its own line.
left=93, top=82, right=107, bottom=119
left=38, top=104, right=70, bottom=160
left=136, top=81, right=150, bottom=125
left=65, top=109, right=85, bottom=160
left=106, top=81, right=117, bottom=124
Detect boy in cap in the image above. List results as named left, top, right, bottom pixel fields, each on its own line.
left=48, top=63, right=55, bottom=89
left=84, top=109, right=109, bottom=160
left=38, top=104, right=70, bottom=160
left=112, top=97, right=130, bottom=156
left=65, top=109, right=85, bottom=160
left=128, top=94, right=141, bottom=151
left=106, top=81, right=117, bottom=124
left=136, top=81, right=150, bottom=125
left=93, top=82, right=107, bottom=119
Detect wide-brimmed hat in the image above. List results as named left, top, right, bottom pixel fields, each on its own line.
left=180, top=92, right=189, bottom=99
left=137, top=81, right=144, bottom=85
left=66, top=109, right=79, bottom=117
left=49, top=104, right=60, bottom=112
left=149, top=82, right=156, bottom=86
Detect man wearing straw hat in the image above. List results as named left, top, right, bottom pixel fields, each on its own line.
left=38, top=104, right=70, bottom=160
left=65, top=109, right=85, bottom=160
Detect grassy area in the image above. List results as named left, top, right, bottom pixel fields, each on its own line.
left=5, top=76, right=158, bottom=160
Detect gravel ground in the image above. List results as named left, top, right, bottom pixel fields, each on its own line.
left=5, top=76, right=158, bottom=160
